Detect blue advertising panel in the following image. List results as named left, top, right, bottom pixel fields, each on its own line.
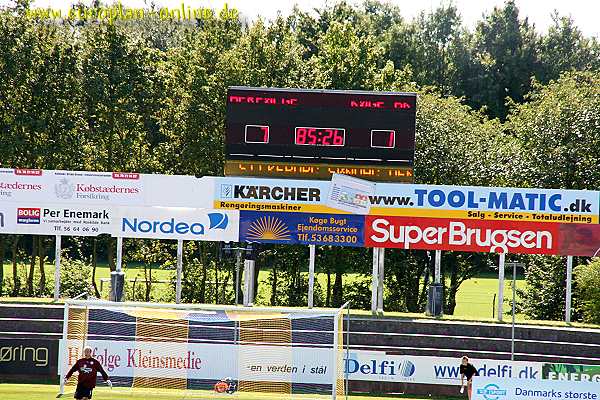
left=472, top=377, right=600, bottom=400
left=239, top=211, right=364, bottom=247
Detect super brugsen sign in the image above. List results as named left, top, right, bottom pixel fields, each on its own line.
left=363, top=216, right=600, bottom=256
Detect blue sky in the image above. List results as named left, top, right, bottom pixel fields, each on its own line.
left=3, top=0, right=599, bottom=38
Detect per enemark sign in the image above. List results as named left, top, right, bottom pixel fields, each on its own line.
left=0, top=203, right=113, bottom=236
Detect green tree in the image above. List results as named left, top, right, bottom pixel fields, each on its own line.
left=384, top=249, right=430, bottom=312
left=415, top=91, right=506, bottom=186
left=314, top=21, right=383, bottom=89
left=470, top=0, right=540, bottom=119
left=574, top=260, right=600, bottom=324
left=507, top=71, right=600, bottom=190
left=518, top=255, right=570, bottom=321
left=60, top=256, right=93, bottom=298
left=539, top=13, right=600, bottom=83
left=386, top=5, right=463, bottom=94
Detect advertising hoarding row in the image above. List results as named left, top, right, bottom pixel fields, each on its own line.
left=59, top=339, right=598, bottom=387
left=213, top=176, right=600, bottom=256
left=2, top=170, right=600, bottom=255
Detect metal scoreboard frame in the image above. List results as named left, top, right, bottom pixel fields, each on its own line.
left=225, top=86, right=417, bottom=182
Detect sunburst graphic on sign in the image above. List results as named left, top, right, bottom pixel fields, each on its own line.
left=246, top=216, right=292, bottom=241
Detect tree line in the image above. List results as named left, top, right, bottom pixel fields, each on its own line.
left=0, top=0, right=599, bottom=322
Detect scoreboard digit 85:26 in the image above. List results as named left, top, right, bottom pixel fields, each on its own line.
left=225, top=87, right=417, bottom=182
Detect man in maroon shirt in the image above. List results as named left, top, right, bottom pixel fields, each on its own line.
left=64, top=346, right=112, bottom=400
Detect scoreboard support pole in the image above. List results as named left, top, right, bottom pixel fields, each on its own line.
left=377, top=248, right=385, bottom=314
left=434, top=250, right=441, bottom=284
left=175, top=239, right=183, bottom=304
left=110, top=237, right=125, bottom=302
left=54, top=235, right=62, bottom=301
left=565, top=255, right=573, bottom=323
left=243, top=259, right=255, bottom=307
left=371, top=249, right=379, bottom=314
left=308, top=245, right=316, bottom=309
left=497, top=253, right=506, bottom=322
left=371, top=248, right=384, bottom=314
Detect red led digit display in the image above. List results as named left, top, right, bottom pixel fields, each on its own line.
left=295, top=127, right=345, bottom=146
left=371, top=130, right=395, bottom=148
left=245, top=125, right=269, bottom=143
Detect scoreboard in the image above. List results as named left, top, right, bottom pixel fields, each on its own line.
left=225, top=87, right=417, bottom=182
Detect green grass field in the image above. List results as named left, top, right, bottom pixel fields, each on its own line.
left=0, top=384, right=460, bottom=400
left=1, top=261, right=522, bottom=319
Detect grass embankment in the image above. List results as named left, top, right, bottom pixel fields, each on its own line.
left=0, top=384, right=461, bottom=400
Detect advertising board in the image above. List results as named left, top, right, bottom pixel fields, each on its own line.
left=211, top=177, right=599, bottom=224
left=60, top=340, right=553, bottom=387
left=112, top=207, right=240, bottom=242
left=0, top=338, right=58, bottom=376
left=239, top=211, right=364, bottom=247
left=472, top=377, right=600, bottom=400
left=0, top=203, right=113, bottom=236
left=364, top=215, right=600, bottom=256
left=543, top=363, right=600, bottom=383
left=0, top=168, right=200, bottom=207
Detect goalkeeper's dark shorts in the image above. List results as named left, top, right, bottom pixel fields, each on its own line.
left=74, top=383, right=94, bottom=399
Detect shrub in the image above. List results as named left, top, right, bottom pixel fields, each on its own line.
left=60, top=257, right=93, bottom=299
left=574, top=260, right=600, bottom=324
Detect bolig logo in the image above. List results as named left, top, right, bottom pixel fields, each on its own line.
left=17, top=208, right=41, bottom=224
left=18, top=208, right=40, bottom=217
